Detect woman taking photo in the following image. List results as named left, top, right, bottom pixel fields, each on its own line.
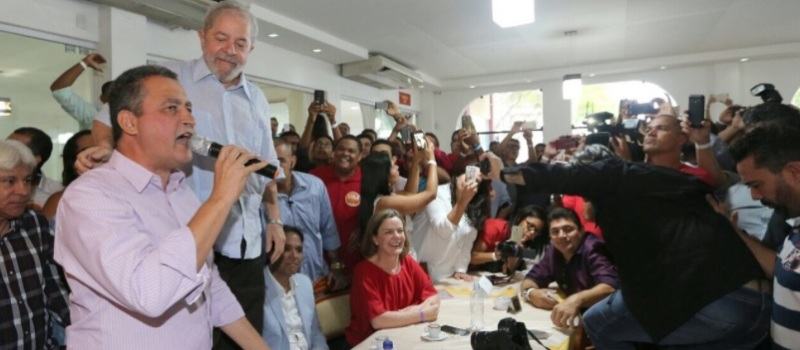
left=346, top=209, right=440, bottom=346
left=358, top=141, right=438, bottom=257
left=470, top=205, right=549, bottom=273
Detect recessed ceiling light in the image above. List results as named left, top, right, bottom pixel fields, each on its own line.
left=526, top=80, right=532, bottom=83
left=312, top=49, right=322, bottom=53
left=418, top=85, right=425, bottom=89
left=469, top=85, right=476, bottom=89
left=589, top=73, right=596, bottom=77
left=740, top=58, right=749, bottom=62
left=660, top=66, right=667, bottom=70
left=268, top=33, right=278, bottom=38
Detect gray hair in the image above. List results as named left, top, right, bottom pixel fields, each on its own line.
left=204, top=0, right=259, bottom=43
left=0, top=140, right=37, bottom=172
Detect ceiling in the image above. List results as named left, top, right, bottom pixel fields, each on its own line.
left=251, top=0, right=800, bottom=88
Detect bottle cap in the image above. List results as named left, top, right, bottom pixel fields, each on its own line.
left=383, top=339, right=393, bottom=349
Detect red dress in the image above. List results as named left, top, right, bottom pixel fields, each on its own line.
left=345, top=255, right=437, bottom=346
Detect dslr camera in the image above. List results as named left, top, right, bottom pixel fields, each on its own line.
left=471, top=317, right=541, bottom=350
left=496, top=241, right=522, bottom=260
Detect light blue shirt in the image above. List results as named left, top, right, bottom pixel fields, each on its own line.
left=278, top=172, right=340, bottom=281
left=263, top=269, right=328, bottom=350
left=51, top=87, right=99, bottom=130
left=95, top=58, right=280, bottom=259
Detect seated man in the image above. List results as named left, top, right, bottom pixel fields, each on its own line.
left=263, top=226, right=328, bottom=350
left=0, top=140, right=70, bottom=349
left=54, top=65, right=269, bottom=349
left=520, top=207, right=618, bottom=329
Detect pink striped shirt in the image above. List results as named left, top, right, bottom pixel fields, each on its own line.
left=54, top=151, right=244, bottom=349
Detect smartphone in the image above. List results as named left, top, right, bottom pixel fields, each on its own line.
left=441, top=325, right=470, bottom=336
left=585, top=132, right=611, bottom=149
left=553, top=136, right=578, bottom=150
left=510, top=225, right=523, bottom=243
left=628, top=101, right=659, bottom=115
left=313, top=89, right=325, bottom=104
left=527, top=329, right=551, bottom=340
left=521, top=121, right=538, bottom=130
left=465, top=165, right=479, bottom=184
left=462, top=115, right=476, bottom=134
left=711, top=93, right=729, bottom=102
left=375, top=101, right=390, bottom=110
left=688, top=94, right=705, bottom=128
left=413, top=131, right=427, bottom=149
left=399, top=125, right=414, bottom=144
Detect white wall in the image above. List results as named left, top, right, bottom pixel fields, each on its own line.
left=426, top=57, right=800, bottom=151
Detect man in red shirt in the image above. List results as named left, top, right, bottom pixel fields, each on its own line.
left=310, top=135, right=362, bottom=275
left=643, top=115, right=718, bottom=186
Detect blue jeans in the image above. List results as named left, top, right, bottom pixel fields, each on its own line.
left=583, top=287, right=771, bottom=350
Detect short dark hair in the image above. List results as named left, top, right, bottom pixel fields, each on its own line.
left=424, top=132, right=440, bottom=148
left=742, top=103, right=800, bottom=129
left=358, top=209, right=410, bottom=259
left=283, top=225, right=304, bottom=242
left=361, top=129, right=377, bottom=142
left=101, top=81, right=113, bottom=98
left=547, top=207, right=583, bottom=232
left=357, top=134, right=372, bottom=143
left=730, top=125, right=800, bottom=173
left=279, top=130, right=300, bottom=140
left=12, top=127, right=53, bottom=167
left=335, top=135, right=363, bottom=153
left=109, top=65, right=179, bottom=142
left=62, top=129, right=92, bottom=186
left=370, top=139, right=393, bottom=153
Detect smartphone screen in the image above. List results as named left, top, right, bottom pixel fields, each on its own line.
left=688, top=94, right=705, bottom=128
left=465, top=165, right=479, bottom=184
left=375, top=101, right=390, bottom=110
left=441, top=325, right=470, bottom=336
left=400, top=125, right=413, bottom=144
left=413, top=131, right=427, bottom=149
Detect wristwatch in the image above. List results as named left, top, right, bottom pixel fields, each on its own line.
left=266, top=218, right=283, bottom=227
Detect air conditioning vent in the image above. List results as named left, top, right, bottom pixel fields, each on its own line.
left=341, top=55, right=423, bottom=90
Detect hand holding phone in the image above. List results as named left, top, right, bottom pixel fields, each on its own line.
left=688, top=94, right=705, bottom=128
left=462, top=115, right=477, bottom=134
left=465, top=165, right=479, bottom=185
left=413, top=131, right=427, bottom=150
left=510, top=226, right=523, bottom=243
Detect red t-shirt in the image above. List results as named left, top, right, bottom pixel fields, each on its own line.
left=561, top=195, right=603, bottom=239
left=310, top=165, right=362, bottom=275
left=481, top=218, right=510, bottom=252
left=678, top=163, right=715, bottom=187
left=345, top=255, right=437, bottom=346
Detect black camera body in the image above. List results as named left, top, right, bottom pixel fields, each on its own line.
left=751, top=83, right=783, bottom=104
left=471, top=318, right=533, bottom=350
left=497, top=241, right=522, bottom=260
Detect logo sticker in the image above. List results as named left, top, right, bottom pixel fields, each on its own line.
left=345, top=191, right=361, bottom=207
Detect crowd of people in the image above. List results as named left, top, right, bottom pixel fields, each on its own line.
left=2, top=1, right=800, bottom=350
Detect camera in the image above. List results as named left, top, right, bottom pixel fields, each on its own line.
left=471, top=318, right=534, bottom=350
left=750, top=83, right=783, bottom=104
left=628, top=101, right=659, bottom=116
left=496, top=241, right=521, bottom=260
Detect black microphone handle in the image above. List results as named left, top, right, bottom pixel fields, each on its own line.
left=207, top=141, right=277, bottom=178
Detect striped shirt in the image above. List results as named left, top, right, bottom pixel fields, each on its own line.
left=54, top=151, right=244, bottom=349
left=0, top=210, right=70, bottom=350
left=773, top=218, right=800, bottom=350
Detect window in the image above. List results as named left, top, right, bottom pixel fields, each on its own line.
left=340, top=99, right=365, bottom=135
left=570, top=81, right=675, bottom=128
left=375, top=107, right=416, bottom=139
left=792, top=87, right=800, bottom=107
left=460, top=89, right=544, bottom=162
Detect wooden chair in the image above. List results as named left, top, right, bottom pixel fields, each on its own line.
left=314, top=277, right=351, bottom=340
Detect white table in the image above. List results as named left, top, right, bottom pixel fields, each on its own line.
left=352, top=278, right=571, bottom=350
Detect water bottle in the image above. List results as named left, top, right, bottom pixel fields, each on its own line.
left=383, top=339, right=394, bottom=350
left=470, top=282, right=485, bottom=330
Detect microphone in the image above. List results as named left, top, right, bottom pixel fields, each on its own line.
left=190, top=135, right=278, bottom=179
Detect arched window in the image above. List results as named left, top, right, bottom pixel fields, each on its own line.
left=570, top=81, right=675, bottom=134
left=791, top=87, right=800, bottom=107
left=459, top=89, right=544, bottom=162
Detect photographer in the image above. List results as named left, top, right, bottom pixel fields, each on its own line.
left=519, top=207, right=618, bottom=329
left=470, top=205, right=548, bottom=273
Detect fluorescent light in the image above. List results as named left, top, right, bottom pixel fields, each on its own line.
left=740, top=58, right=749, bottom=62
left=57, top=133, right=74, bottom=144
left=268, top=33, right=279, bottom=38
left=660, top=66, right=667, bottom=70
left=562, top=74, right=582, bottom=100
left=0, top=97, right=10, bottom=117
left=418, top=85, right=425, bottom=89
left=492, top=0, right=535, bottom=28
left=312, top=49, right=322, bottom=53
left=589, top=73, right=596, bottom=77
left=469, top=85, right=476, bottom=89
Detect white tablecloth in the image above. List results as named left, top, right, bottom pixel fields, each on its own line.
left=352, top=277, right=571, bottom=350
